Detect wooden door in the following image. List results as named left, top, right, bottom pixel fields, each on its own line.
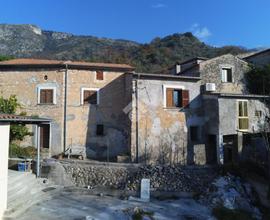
left=40, top=124, right=50, bottom=149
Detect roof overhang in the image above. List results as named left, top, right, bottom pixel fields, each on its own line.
left=0, top=114, right=52, bottom=124
left=0, top=64, right=135, bottom=72
left=133, top=72, right=201, bottom=81
left=203, top=92, right=270, bottom=99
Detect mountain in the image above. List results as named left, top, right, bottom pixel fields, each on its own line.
left=0, top=24, right=248, bottom=72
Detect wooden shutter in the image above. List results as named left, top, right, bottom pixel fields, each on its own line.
left=166, top=88, right=174, bottom=107
left=40, top=90, right=46, bottom=103
left=40, top=89, right=53, bottom=104
left=181, top=90, right=189, bottom=107
left=46, top=90, right=53, bottom=104
left=96, top=71, right=104, bottom=80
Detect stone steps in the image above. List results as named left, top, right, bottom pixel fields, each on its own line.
left=4, top=170, right=60, bottom=219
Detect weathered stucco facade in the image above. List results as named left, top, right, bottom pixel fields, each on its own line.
left=130, top=74, right=205, bottom=164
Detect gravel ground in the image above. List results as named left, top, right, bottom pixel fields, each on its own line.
left=18, top=192, right=214, bottom=220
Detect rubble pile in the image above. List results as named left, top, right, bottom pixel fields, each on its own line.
left=200, top=174, right=262, bottom=219
left=63, top=163, right=217, bottom=192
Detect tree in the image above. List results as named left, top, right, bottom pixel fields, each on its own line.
left=246, top=65, right=270, bottom=199
left=0, top=95, right=32, bottom=142
left=0, top=55, right=14, bottom=61
left=246, top=64, right=270, bottom=95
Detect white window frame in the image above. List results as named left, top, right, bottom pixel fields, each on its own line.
left=37, top=86, right=57, bottom=105
left=163, top=84, right=185, bottom=108
left=237, top=100, right=249, bottom=131
left=81, top=88, right=100, bottom=105
left=221, top=65, right=234, bottom=83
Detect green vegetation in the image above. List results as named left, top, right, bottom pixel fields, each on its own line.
left=212, top=206, right=255, bottom=220
left=246, top=64, right=270, bottom=95
left=9, top=144, right=36, bottom=158
left=0, top=95, right=32, bottom=142
left=0, top=55, right=13, bottom=61
left=0, top=24, right=248, bottom=72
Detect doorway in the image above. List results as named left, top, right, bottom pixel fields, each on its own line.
left=206, top=135, right=217, bottom=164
left=39, top=124, right=50, bottom=149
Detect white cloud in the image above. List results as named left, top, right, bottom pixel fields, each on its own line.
left=190, top=23, right=212, bottom=40
left=151, top=3, right=166, bottom=8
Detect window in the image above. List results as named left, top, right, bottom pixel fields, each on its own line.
left=255, top=110, right=262, bottom=118
left=238, top=101, right=249, bottom=130
left=190, top=126, right=199, bottom=142
left=166, top=88, right=189, bottom=108
left=96, top=124, right=104, bottom=136
left=96, top=70, right=104, bottom=80
left=222, top=68, right=233, bottom=83
left=81, top=88, right=99, bottom=105
left=39, top=89, right=55, bottom=104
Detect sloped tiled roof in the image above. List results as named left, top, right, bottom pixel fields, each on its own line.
left=0, top=58, right=134, bottom=71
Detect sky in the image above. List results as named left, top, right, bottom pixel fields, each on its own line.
left=0, top=0, right=269, bottom=49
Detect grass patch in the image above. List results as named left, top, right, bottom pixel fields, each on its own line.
left=212, top=206, right=255, bottom=220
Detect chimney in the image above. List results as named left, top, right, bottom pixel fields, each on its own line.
left=176, top=64, right=181, bottom=74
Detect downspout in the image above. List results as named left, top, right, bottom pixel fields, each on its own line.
left=135, top=75, right=139, bottom=163
left=63, top=64, right=68, bottom=153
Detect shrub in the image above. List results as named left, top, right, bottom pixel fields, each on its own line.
left=0, top=95, right=33, bottom=142
left=9, top=144, right=36, bottom=158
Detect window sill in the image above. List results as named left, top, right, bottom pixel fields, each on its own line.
left=163, top=107, right=183, bottom=111
left=38, top=103, right=56, bottom=106
left=81, top=104, right=98, bottom=106
left=238, top=129, right=249, bottom=132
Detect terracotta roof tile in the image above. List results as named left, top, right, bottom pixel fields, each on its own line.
left=0, top=58, right=134, bottom=70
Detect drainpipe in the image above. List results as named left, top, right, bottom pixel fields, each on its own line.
left=63, top=63, right=68, bottom=153
left=135, top=76, right=139, bottom=163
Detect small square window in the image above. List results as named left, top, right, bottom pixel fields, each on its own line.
left=190, top=126, right=199, bottom=142
left=96, top=124, right=104, bottom=136
left=39, top=89, right=54, bottom=104
left=96, top=71, right=104, bottom=80
left=255, top=110, right=262, bottom=118
left=222, top=68, right=233, bottom=83
left=83, top=90, right=98, bottom=105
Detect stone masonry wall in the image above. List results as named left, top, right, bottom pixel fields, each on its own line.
left=0, top=68, right=132, bottom=158
left=0, top=68, right=64, bottom=155
left=200, top=54, right=250, bottom=94
left=48, top=160, right=217, bottom=193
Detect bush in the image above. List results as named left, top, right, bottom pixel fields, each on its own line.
left=9, top=144, right=36, bottom=158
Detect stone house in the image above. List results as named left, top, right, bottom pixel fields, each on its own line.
left=0, top=53, right=269, bottom=165
left=0, top=59, right=134, bottom=159
left=131, top=54, right=269, bottom=164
